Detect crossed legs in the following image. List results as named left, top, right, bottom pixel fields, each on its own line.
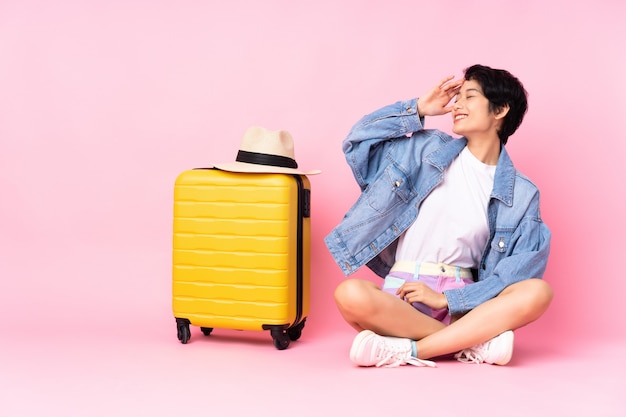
left=334, top=277, right=553, bottom=360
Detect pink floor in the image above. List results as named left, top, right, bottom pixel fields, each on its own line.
left=1, top=246, right=624, bottom=417
left=2, top=326, right=624, bottom=417
left=2, top=314, right=625, bottom=416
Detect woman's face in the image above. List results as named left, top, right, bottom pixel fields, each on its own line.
left=451, top=79, right=500, bottom=140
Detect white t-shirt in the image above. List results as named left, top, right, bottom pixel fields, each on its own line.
left=395, top=146, right=496, bottom=268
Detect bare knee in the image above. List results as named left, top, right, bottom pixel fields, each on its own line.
left=503, top=278, right=553, bottom=320
left=334, top=279, right=377, bottom=317
left=525, top=278, right=553, bottom=312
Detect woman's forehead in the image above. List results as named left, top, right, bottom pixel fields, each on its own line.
left=459, top=79, right=484, bottom=95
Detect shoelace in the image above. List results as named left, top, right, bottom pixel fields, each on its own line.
left=406, top=357, right=437, bottom=367
left=455, top=346, right=486, bottom=364
left=376, top=354, right=436, bottom=368
left=376, top=354, right=405, bottom=368
left=374, top=341, right=437, bottom=368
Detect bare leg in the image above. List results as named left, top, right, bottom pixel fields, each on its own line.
left=336, top=277, right=553, bottom=359
left=334, top=278, right=446, bottom=339
left=415, top=278, right=553, bottom=359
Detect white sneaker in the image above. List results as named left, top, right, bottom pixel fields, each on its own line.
left=455, top=330, right=514, bottom=365
left=349, top=330, right=436, bottom=368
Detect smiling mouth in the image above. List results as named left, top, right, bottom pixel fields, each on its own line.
left=454, top=114, right=467, bottom=121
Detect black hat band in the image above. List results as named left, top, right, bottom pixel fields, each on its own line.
left=236, top=150, right=298, bottom=169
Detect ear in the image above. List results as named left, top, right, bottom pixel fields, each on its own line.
left=494, top=104, right=510, bottom=120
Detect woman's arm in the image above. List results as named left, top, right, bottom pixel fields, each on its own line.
left=342, top=76, right=463, bottom=189
left=444, top=215, right=551, bottom=316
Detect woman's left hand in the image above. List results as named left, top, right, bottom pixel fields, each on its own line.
left=397, top=282, right=448, bottom=310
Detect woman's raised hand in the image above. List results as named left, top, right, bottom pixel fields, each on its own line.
left=417, top=75, right=464, bottom=117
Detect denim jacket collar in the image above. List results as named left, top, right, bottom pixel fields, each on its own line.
left=423, top=137, right=467, bottom=171
left=492, top=146, right=515, bottom=207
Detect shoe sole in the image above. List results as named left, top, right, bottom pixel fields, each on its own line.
left=349, top=330, right=376, bottom=364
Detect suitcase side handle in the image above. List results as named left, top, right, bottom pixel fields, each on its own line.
left=301, top=188, right=311, bottom=218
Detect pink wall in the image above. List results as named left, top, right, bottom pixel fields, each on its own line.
left=1, top=1, right=625, bottom=344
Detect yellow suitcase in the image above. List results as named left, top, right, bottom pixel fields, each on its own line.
left=172, top=168, right=311, bottom=349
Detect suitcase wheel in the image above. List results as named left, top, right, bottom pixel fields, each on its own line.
left=287, top=319, right=306, bottom=341
left=175, top=318, right=191, bottom=344
left=200, top=327, right=213, bottom=336
left=269, top=327, right=290, bottom=350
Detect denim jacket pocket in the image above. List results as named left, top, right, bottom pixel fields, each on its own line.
left=366, top=164, right=414, bottom=214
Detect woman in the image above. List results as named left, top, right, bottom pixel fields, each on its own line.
left=324, top=65, right=553, bottom=367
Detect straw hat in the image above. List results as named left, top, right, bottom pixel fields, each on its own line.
left=212, top=126, right=321, bottom=175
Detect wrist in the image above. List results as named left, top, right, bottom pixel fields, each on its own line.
left=417, top=98, right=425, bottom=118
left=440, top=292, right=449, bottom=310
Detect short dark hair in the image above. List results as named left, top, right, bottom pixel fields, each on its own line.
left=464, top=64, right=528, bottom=145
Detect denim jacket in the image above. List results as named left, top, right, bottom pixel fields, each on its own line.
left=324, top=99, right=551, bottom=315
